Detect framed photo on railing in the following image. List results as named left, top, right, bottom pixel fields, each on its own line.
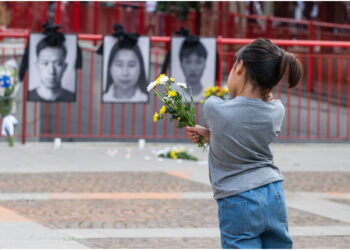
left=101, top=35, right=150, bottom=103
left=170, top=37, right=217, bottom=103
left=27, top=33, right=78, bottom=102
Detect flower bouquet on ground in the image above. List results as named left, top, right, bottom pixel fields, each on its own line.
left=0, top=59, right=19, bottom=147
left=148, top=74, right=208, bottom=150
left=157, top=147, right=198, bottom=161
left=200, top=85, right=230, bottom=104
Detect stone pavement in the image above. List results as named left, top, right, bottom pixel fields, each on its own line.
left=0, top=142, right=350, bottom=248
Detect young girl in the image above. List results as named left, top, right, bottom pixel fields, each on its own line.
left=185, top=38, right=303, bottom=249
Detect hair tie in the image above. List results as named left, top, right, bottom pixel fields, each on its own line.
left=42, top=20, right=65, bottom=46
left=96, top=23, right=139, bottom=55
left=112, top=23, right=139, bottom=48
left=175, top=26, right=199, bottom=45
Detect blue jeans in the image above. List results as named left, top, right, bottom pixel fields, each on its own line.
left=216, top=181, right=293, bottom=249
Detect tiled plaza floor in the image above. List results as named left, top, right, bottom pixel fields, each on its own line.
left=0, top=142, right=349, bottom=248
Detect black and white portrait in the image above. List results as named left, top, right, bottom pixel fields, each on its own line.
left=27, top=33, right=77, bottom=102
left=170, top=37, right=216, bottom=103
left=102, top=35, right=150, bottom=103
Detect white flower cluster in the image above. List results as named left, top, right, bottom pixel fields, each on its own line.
left=147, top=81, right=157, bottom=92
left=159, top=75, right=169, bottom=85
left=147, top=75, right=170, bottom=92
left=155, top=146, right=186, bottom=157
left=176, top=82, right=187, bottom=89
left=0, top=59, right=18, bottom=97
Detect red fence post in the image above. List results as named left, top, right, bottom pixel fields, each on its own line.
left=217, top=36, right=223, bottom=87
left=165, top=14, right=172, bottom=36
left=308, top=21, right=315, bottom=92
left=93, top=1, right=98, bottom=44
left=190, top=10, right=197, bottom=35
left=115, top=2, right=120, bottom=22
left=93, top=2, right=98, bottom=33
left=22, top=74, right=28, bottom=144
left=21, top=32, right=30, bottom=144
left=138, top=3, right=145, bottom=35
left=228, top=12, right=235, bottom=38
left=55, top=1, right=62, bottom=25
left=266, top=16, right=272, bottom=38
left=73, top=2, right=80, bottom=32
left=11, top=2, right=17, bottom=28
left=42, top=2, right=48, bottom=24
left=218, top=1, right=224, bottom=36
left=26, top=2, right=31, bottom=29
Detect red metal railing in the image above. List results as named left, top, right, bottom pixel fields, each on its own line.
left=1, top=31, right=350, bottom=143
left=6, top=2, right=350, bottom=41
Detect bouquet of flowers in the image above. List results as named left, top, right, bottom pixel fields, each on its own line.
left=157, top=147, right=198, bottom=161
left=0, top=59, right=19, bottom=146
left=200, top=86, right=230, bottom=104
left=147, top=74, right=207, bottom=149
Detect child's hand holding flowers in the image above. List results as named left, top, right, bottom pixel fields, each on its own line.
left=185, top=125, right=210, bottom=144
left=148, top=74, right=208, bottom=150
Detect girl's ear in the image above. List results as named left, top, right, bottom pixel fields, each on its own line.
left=234, top=60, right=245, bottom=76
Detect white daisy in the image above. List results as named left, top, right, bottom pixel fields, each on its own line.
left=147, top=81, right=157, bottom=92
left=176, top=82, right=187, bottom=89
left=4, top=59, right=17, bottom=70
left=159, top=76, right=169, bottom=85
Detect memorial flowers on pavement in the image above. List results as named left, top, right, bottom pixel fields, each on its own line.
left=157, top=147, right=198, bottom=161
left=0, top=59, right=19, bottom=146
left=148, top=74, right=207, bottom=150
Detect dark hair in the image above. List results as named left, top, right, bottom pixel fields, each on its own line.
left=236, top=38, right=303, bottom=94
left=105, top=42, right=147, bottom=94
left=179, top=41, right=208, bottom=61
left=36, top=38, right=67, bottom=59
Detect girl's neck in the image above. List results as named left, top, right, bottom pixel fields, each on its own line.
left=237, top=82, right=262, bottom=99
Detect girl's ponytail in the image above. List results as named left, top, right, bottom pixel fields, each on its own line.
left=279, top=52, right=303, bottom=88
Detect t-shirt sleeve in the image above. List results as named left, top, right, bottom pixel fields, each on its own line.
left=272, top=100, right=285, bottom=134
left=203, top=96, right=222, bottom=127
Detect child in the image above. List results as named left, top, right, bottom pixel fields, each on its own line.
left=185, top=38, right=303, bottom=249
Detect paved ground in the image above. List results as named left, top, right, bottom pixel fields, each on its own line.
left=0, top=142, right=350, bottom=248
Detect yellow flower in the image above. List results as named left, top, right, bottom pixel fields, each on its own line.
left=200, top=100, right=205, bottom=104
left=170, top=77, right=175, bottom=83
left=177, top=117, right=181, bottom=121
left=203, top=92, right=211, bottom=98
left=168, top=90, right=176, bottom=97
left=155, top=74, right=165, bottom=85
left=160, top=105, right=166, bottom=114
left=170, top=150, right=178, bottom=159
left=153, top=112, right=159, bottom=122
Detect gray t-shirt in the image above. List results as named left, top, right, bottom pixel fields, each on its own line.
left=203, top=95, right=285, bottom=200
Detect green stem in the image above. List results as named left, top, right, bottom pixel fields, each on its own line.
left=5, top=129, right=14, bottom=147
